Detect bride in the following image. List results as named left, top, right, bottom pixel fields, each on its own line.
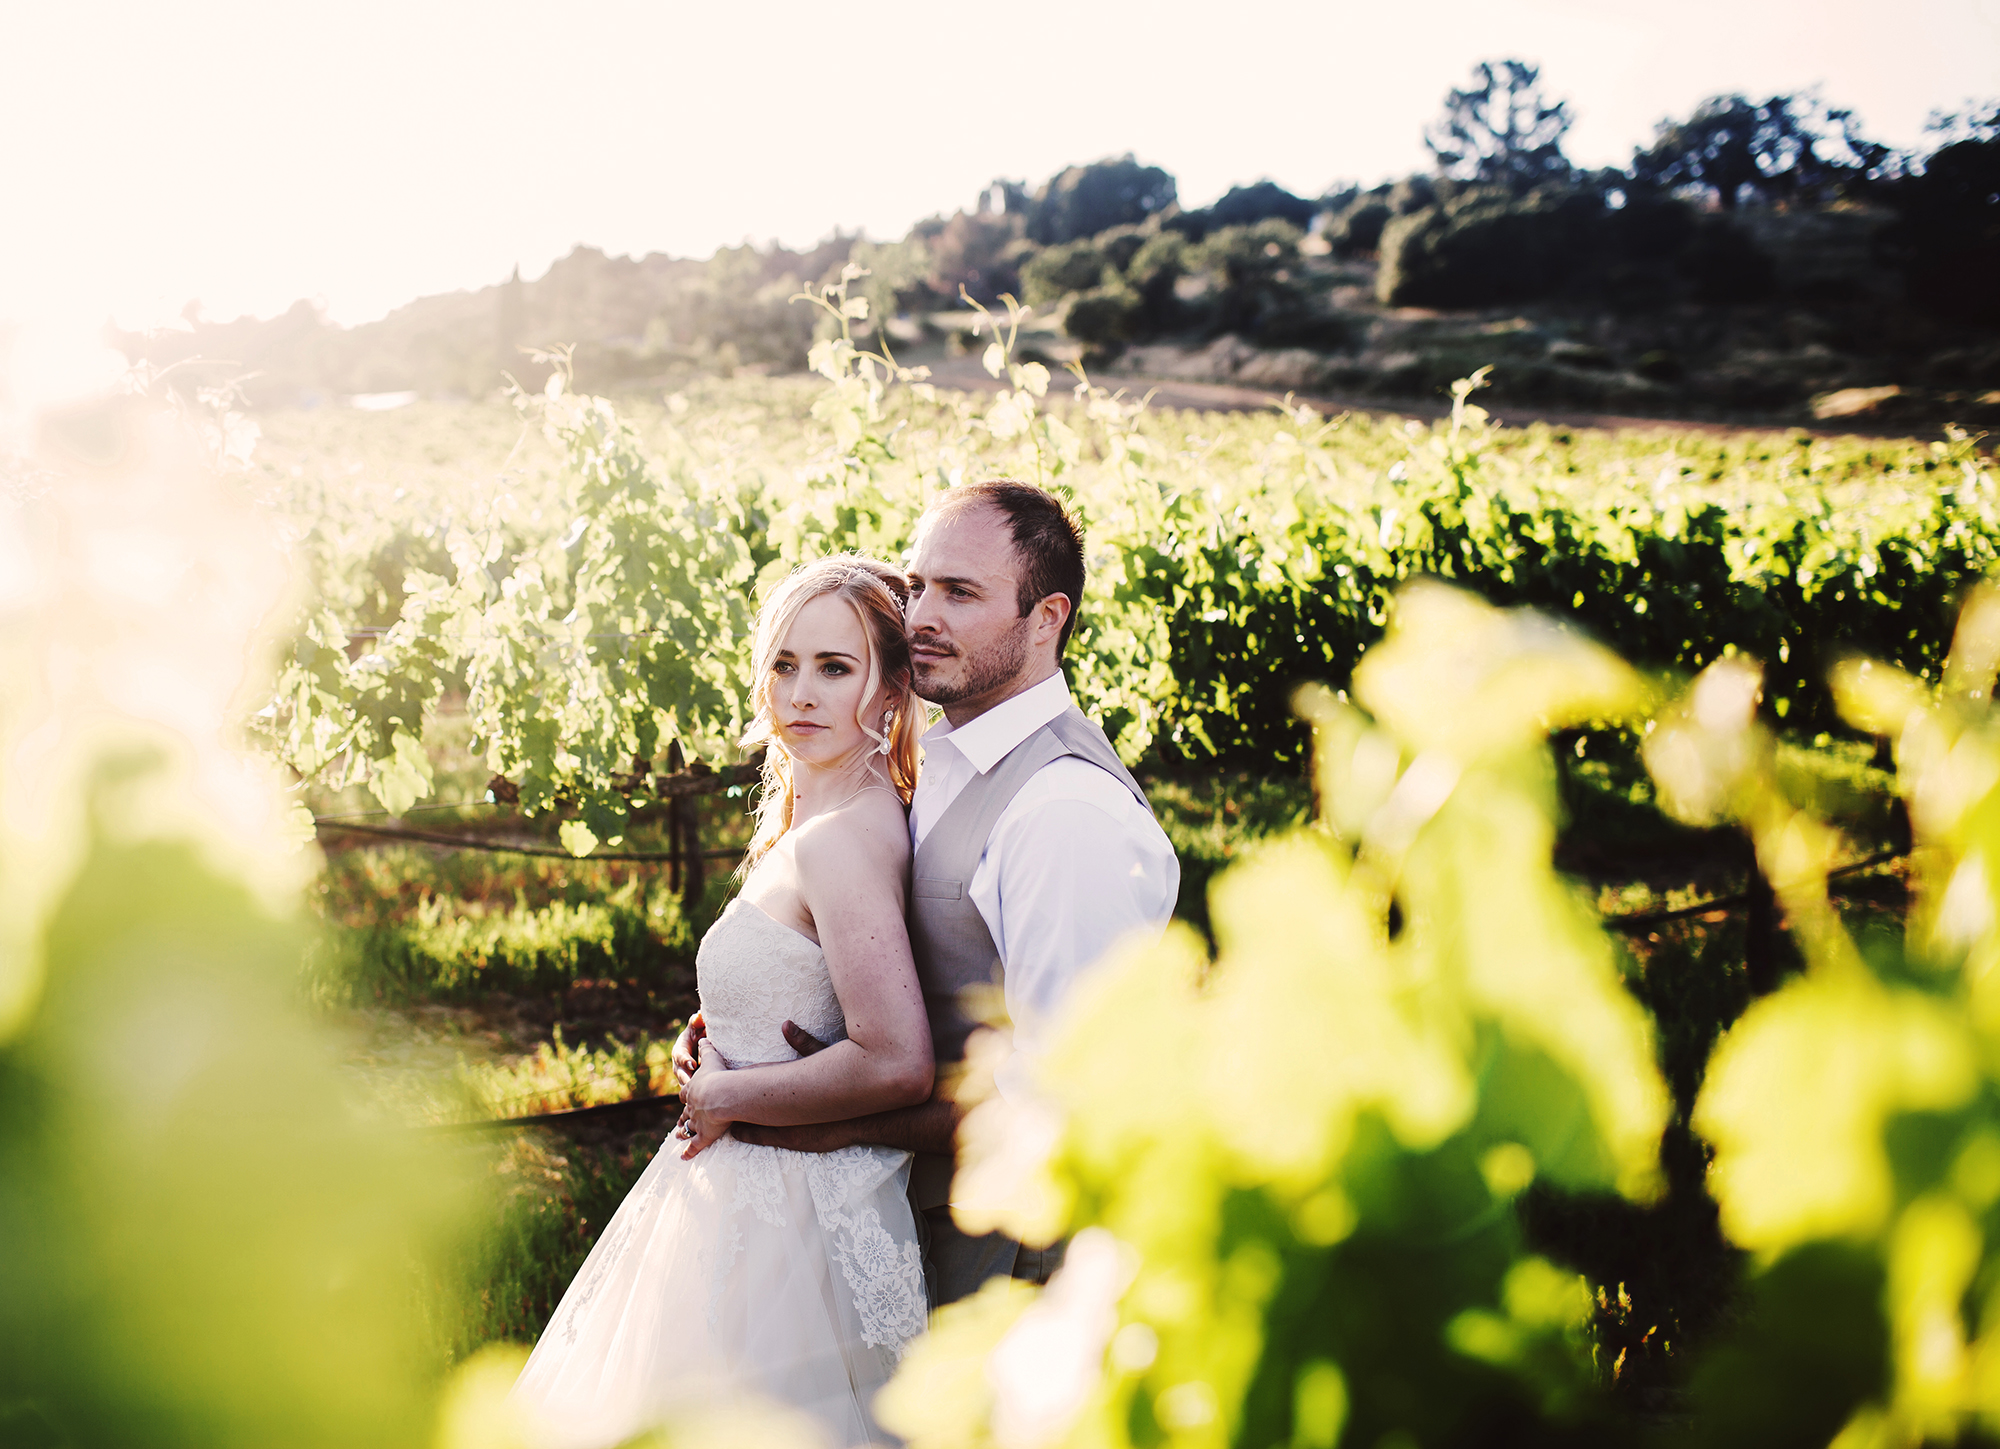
left=510, top=555, right=934, bottom=1449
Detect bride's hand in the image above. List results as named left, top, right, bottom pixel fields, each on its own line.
left=676, top=1038, right=734, bottom=1159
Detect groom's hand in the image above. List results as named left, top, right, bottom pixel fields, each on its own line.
left=781, top=1020, right=829, bottom=1057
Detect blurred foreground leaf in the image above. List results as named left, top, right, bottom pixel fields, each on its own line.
left=887, top=585, right=1667, bottom=1449
left=1674, top=584, right=2000, bottom=1444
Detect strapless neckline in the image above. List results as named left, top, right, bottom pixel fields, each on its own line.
left=698, top=893, right=845, bottom=1070
left=726, top=895, right=821, bottom=951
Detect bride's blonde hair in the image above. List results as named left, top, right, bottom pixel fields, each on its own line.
left=738, top=554, right=923, bottom=874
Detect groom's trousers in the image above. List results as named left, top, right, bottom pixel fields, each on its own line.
left=915, top=1204, right=1067, bottom=1311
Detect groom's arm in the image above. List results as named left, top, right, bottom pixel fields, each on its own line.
left=730, top=1097, right=958, bottom=1155
left=727, top=1019, right=958, bottom=1153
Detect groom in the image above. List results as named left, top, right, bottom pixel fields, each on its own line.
left=679, top=479, right=1178, bottom=1307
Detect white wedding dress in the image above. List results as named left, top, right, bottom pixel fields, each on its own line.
left=510, top=898, right=929, bottom=1448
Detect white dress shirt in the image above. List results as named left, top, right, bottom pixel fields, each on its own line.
left=910, top=674, right=1180, bottom=1098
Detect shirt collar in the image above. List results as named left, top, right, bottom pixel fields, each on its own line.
left=921, top=673, right=1072, bottom=775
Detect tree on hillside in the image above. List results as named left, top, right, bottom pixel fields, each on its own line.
left=1926, top=100, right=2000, bottom=145
left=915, top=206, right=1024, bottom=305
left=1631, top=93, right=1890, bottom=210
left=1026, top=156, right=1177, bottom=245
left=1423, top=60, right=1573, bottom=192
left=1208, top=181, right=1318, bottom=231
left=984, top=177, right=1034, bottom=217
left=1163, top=181, right=1317, bottom=242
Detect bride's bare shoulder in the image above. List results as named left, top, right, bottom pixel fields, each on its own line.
left=793, top=788, right=910, bottom=876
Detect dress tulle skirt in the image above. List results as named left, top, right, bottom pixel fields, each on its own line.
left=509, top=1133, right=928, bottom=1449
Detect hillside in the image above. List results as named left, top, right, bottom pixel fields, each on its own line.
left=117, top=77, right=2000, bottom=433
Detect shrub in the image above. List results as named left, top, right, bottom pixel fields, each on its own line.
left=1021, top=238, right=1115, bottom=307
left=1600, top=191, right=1699, bottom=262
left=1390, top=173, right=1443, bottom=214
left=1883, top=137, right=2000, bottom=324
left=1063, top=285, right=1145, bottom=349
left=1377, top=187, right=1605, bottom=307
left=1124, top=231, right=1193, bottom=330
left=1094, top=224, right=1151, bottom=276
left=1595, top=192, right=1702, bottom=307
left=1326, top=197, right=1394, bottom=257
left=1191, top=220, right=1311, bottom=340
left=1676, top=216, right=1779, bottom=304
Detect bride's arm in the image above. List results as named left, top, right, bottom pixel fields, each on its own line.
left=679, top=807, right=932, bottom=1154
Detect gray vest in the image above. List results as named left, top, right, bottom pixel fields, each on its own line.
left=907, top=703, right=1152, bottom=1208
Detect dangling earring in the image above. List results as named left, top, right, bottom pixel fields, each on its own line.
left=877, top=711, right=894, bottom=755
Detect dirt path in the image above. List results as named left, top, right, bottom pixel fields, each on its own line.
left=914, top=353, right=1930, bottom=442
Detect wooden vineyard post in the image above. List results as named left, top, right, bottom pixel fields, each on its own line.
left=663, top=741, right=686, bottom=898
left=1743, top=868, right=1781, bottom=996
left=679, top=759, right=709, bottom=913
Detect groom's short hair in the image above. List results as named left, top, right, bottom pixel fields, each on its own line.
left=923, top=480, right=1086, bottom=656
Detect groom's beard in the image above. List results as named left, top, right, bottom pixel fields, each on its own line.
left=911, top=615, right=1031, bottom=707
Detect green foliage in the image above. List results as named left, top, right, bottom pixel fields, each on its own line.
left=263, top=342, right=765, bottom=845
left=34, top=366, right=2000, bottom=1442
left=1374, top=180, right=1778, bottom=312
left=1026, top=219, right=1335, bottom=350
left=0, top=385, right=476, bottom=1446
left=882, top=584, right=1669, bottom=1449
left=875, top=584, right=2000, bottom=1449
left=260, top=328, right=2000, bottom=817
left=0, top=770, right=475, bottom=1448
left=1632, top=587, right=2000, bottom=1442
left=455, top=1028, right=675, bottom=1118
left=1209, top=181, right=1318, bottom=231
left=115, top=239, right=855, bottom=403
left=429, top=1134, right=655, bottom=1361
left=319, top=888, right=688, bottom=1006
left=0, top=763, right=476, bottom=1448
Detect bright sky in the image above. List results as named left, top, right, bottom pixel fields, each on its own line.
left=3, top=0, right=1995, bottom=402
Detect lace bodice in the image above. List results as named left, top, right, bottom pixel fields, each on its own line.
left=697, top=898, right=847, bottom=1068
